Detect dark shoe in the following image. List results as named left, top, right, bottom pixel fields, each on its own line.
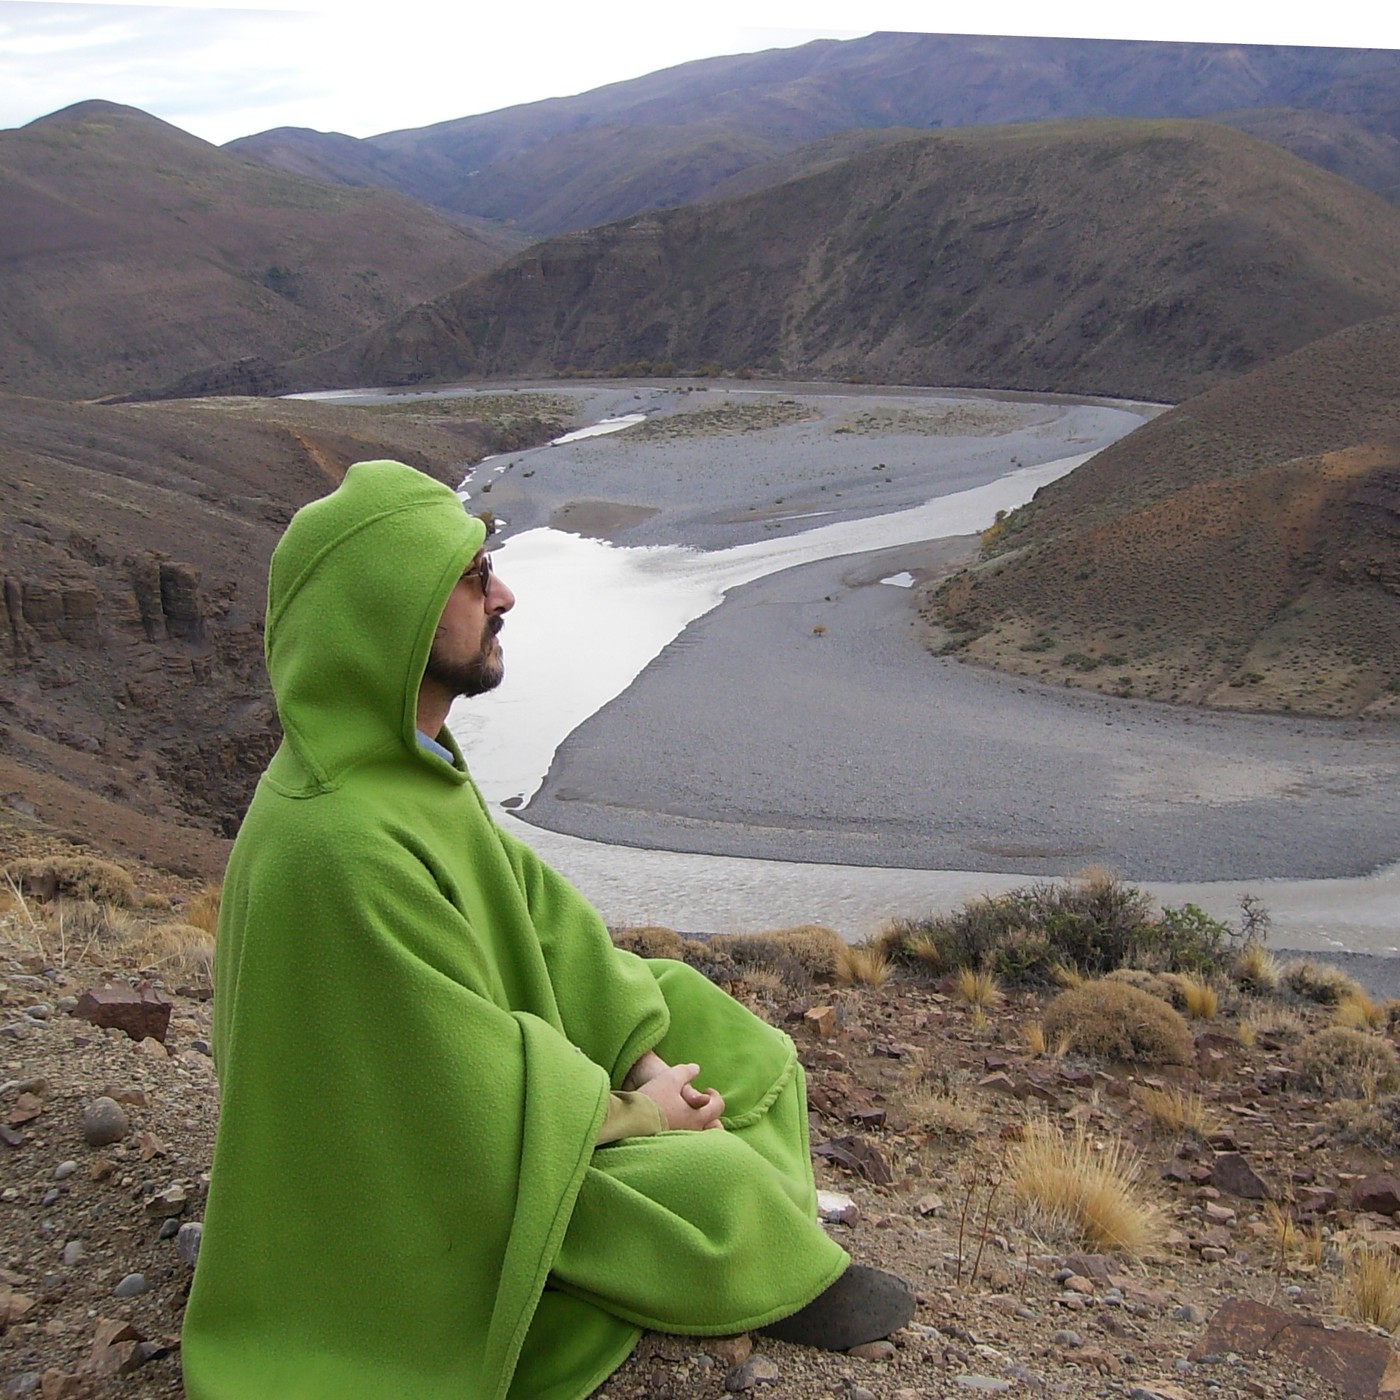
left=758, top=1264, right=915, bottom=1351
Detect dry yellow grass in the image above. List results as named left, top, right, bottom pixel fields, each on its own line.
left=1237, top=1005, right=1308, bottom=1046
left=835, top=942, right=892, bottom=988
left=1134, top=1084, right=1211, bottom=1135
left=121, top=921, right=215, bottom=983
left=1332, top=1243, right=1400, bottom=1332
left=1176, top=974, right=1219, bottom=1020
left=1050, top=962, right=1085, bottom=989
left=1231, top=941, right=1280, bottom=992
left=1006, top=1117, right=1164, bottom=1254
left=184, top=883, right=222, bottom=936
left=1023, top=1020, right=1047, bottom=1055
left=954, top=966, right=1003, bottom=1010
left=1264, top=1199, right=1298, bottom=1259
left=905, top=1083, right=983, bottom=1138
left=1335, top=991, right=1386, bottom=1031
left=905, top=930, right=945, bottom=974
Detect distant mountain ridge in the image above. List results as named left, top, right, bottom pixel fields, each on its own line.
left=227, top=32, right=1400, bottom=234
left=283, top=119, right=1400, bottom=405
left=0, top=101, right=523, bottom=399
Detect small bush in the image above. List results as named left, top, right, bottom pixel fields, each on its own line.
left=1334, top=992, right=1386, bottom=1031
left=835, top=943, right=891, bottom=988
left=710, top=925, right=845, bottom=982
left=1237, top=1005, right=1308, bottom=1047
left=1042, top=980, right=1194, bottom=1065
left=1173, top=973, right=1219, bottom=1020
left=1006, top=1117, right=1164, bottom=1254
left=1105, top=968, right=1173, bottom=1000
left=953, top=967, right=1003, bottom=1010
left=1024, top=1020, right=1047, bottom=1055
left=1282, top=959, right=1366, bottom=1007
left=1332, top=1095, right=1400, bottom=1154
left=1293, top=1026, right=1400, bottom=1099
left=1135, top=1084, right=1210, bottom=1135
left=611, top=925, right=687, bottom=960
left=882, top=874, right=1241, bottom=986
left=4, top=856, right=135, bottom=906
left=1232, top=941, right=1280, bottom=993
left=1332, top=1244, right=1400, bottom=1332
left=184, top=884, right=221, bottom=936
left=123, top=921, right=214, bottom=984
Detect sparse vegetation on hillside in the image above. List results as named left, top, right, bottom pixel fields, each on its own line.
left=1041, top=980, right=1196, bottom=1065
left=927, top=316, right=1400, bottom=720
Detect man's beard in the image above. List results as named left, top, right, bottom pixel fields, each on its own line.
left=423, top=620, right=504, bottom=699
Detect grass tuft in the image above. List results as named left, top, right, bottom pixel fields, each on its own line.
left=1281, top=959, right=1366, bottom=1007
left=1043, top=979, right=1194, bottom=1065
left=1006, top=1117, right=1164, bottom=1254
left=1294, top=1026, right=1400, bottom=1099
left=953, top=966, right=1003, bottom=1010
left=1176, top=973, right=1219, bottom=1020
left=1335, top=991, right=1386, bottom=1031
left=1332, top=1243, right=1400, bottom=1332
left=835, top=942, right=892, bottom=988
left=1232, top=941, right=1280, bottom=993
left=184, top=884, right=222, bottom=937
left=1134, top=1084, right=1210, bottom=1135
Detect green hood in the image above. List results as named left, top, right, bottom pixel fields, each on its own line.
left=264, top=459, right=486, bottom=790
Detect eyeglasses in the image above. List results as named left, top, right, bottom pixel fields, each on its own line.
left=466, top=552, right=493, bottom=594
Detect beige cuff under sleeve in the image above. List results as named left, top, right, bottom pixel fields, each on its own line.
left=596, top=1090, right=668, bottom=1145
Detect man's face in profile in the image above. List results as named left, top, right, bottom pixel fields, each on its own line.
left=423, top=551, right=513, bottom=700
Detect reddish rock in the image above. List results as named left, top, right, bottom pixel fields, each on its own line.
left=1192, top=1298, right=1400, bottom=1399
left=1297, top=1187, right=1338, bottom=1215
left=1209, top=1152, right=1271, bottom=1200
left=83, top=1317, right=142, bottom=1377
left=1351, top=1175, right=1400, bottom=1217
left=1061, top=1253, right=1113, bottom=1284
left=813, top=1135, right=893, bottom=1185
left=74, top=985, right=171, bottom=1043
left=803, top=1005, right=837, bottom=1038
left=978, top=1072, right=1017, bottom=1096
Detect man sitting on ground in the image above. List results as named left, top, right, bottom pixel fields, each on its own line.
left=181, top=459, right=912, bottom=1400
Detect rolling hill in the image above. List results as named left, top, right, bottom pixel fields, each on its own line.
left=227, top=32, right=1400, bottom=235
left=0, top=101, right=523, bottom=400
left=0, top=390, right=568, bottom=868
left=927, top=315, right=1400, bottom=719
left=283, top=120, right=1400, bottom=405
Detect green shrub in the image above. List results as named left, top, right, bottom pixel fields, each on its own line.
left=882, top=873, right=1238, bottom=986
left=1042, top=980, right=1195, bottom=1065
left=1294, top=1026, right=1400, bottom=1099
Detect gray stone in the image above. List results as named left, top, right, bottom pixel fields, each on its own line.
left=82, top=1097, right=129, bottom=1147
left=62, top=1240, right=84, bottom=1265
left=1052, top=1330, right=1084, bottom=1348
left=955, top=1378, right=1012, bottom=1393
left=177, top=1221, right=204, bottom=1268
left=22, top=1004, right=50, bottom=1021
left=113, top=1272, right=148, bottom=1298
left=40, top=1188, right=59, bottom=1206
left=1, top=1374, right=41, bottom=1398
left=158, top=1217, right=181, bottom=1240
left=1173, top=1304, right=1208, bottom=1324
left=1209, top=1152, right=1270, bottom=1200
left=848, top=1340, right=896, bottom=1361
left=53, top=1161, right=77, bottom=1181
left=724, top=1354, right=780, bottom=1391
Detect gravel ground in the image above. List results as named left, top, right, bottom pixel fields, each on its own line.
left=525, top=548, right=1400, bottom=883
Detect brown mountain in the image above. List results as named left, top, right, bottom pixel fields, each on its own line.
left=927, top=315, right=1400, bottom=719
left=286, top=120, right=1400, bottom=405
left=0, top=101, right=522, bottom=400
left=0, top=390, right=566, bottom=871
left=228, top=32, right=1400, bottom=235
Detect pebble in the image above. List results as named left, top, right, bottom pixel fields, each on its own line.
left=847, top=1340, right=896, bottom=1361
left=53, top=1161, right=77, bottom=1181
left=82, top=1097, right=129, bottom=1147
left=62, top=1240, right=84, bottom=1265
left=724, top=1354, right=780, bottom=1391
left=41, top=1188, right=59, bottom=1206
left=2, top=1374, right=41, bottom=1397
left=955, top=1378, right=1011, bottom=1393
left=22, top=1004, right=50, bottom=1021
left=1103, top=1288, right=1124, bottom=1306
left=113, top=1272, right=148, bottom=1298
left=848, top=1389, right=876, bottom=1400
left=177, top=1221, right=204, bottom=1268
left=55, top=996, right=78, bottom=1013
left=1051, top=1330, right=1083, bottom=1348
left=1172, top=1304, right=1207, bottom=1324
left=158, top=1217, right=181, bottom=1240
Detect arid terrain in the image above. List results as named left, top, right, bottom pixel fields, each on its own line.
left=6, top=838, right=1400, bottom=1398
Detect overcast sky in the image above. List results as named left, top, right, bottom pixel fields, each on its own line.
left=3, top=0, right=1398, bottom=147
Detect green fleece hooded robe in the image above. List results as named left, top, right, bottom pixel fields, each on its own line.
left=181, top=460, right=847, bottom=1400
